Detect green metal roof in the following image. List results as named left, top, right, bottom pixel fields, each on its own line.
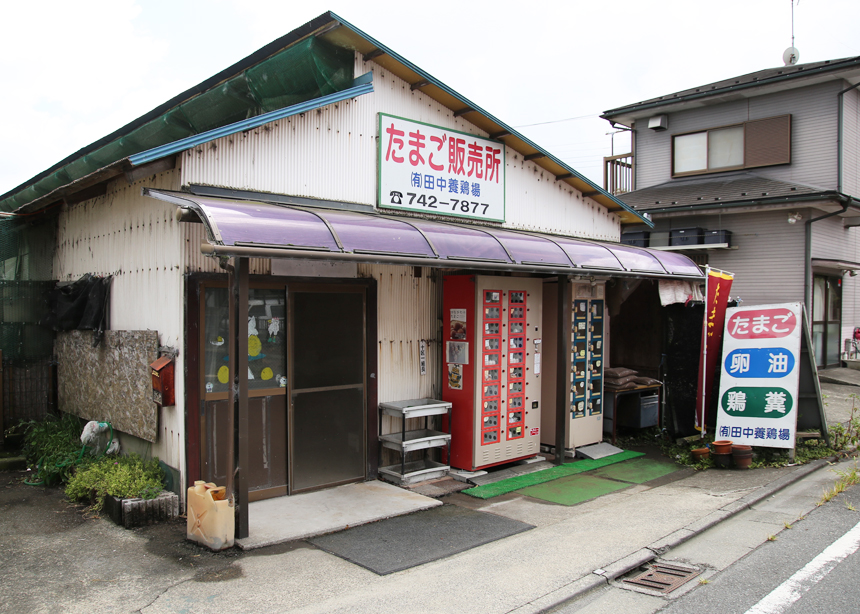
left=0, top=24, right=353, bottom=213
left=3, top=11, right=651, bottom=227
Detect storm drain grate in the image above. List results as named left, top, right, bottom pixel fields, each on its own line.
left=623, top=563, right=701, bottom=594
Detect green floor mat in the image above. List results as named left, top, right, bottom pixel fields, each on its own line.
left=590, top=457, right=680, bottom=484
left=462, top=450, right=644, bottom=499
left=519, top=474, right=629, bottom=506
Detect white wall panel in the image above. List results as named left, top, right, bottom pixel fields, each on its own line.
left=357, top=263, right=441, bottom=441
left=54, top=168, right=186, bottom=477
left=843, top=84, right=860, bottom=198
left=810, top=213, right=860, bottom=346
left=652, top=209, right=806, bottom=305
left=182, top=53, right=620, bottom=241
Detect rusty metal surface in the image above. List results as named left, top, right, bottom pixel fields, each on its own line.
left=56, top=330, right=159, bottom=442
left=623, top=562, right=700, bottom=594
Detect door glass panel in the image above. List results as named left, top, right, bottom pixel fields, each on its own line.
left=812, top=323, right=824, bottom=367
left=828, top=279, right=841, bottom=321
left=203, top=287, right=230, bottom=395
left=247, top=288, right=286, bottom=388
left=291, top=290, right=365, bottom=492
left=292, top=388, right=364, bottom=491
left=813, top=277, right=826, bottom=321
left=203, top=286, right=286, bottom=394
left=292, top=292, right=364, bottom=390
left=827, top=323, right=841, bottom=366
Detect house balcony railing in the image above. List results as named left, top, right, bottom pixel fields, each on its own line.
left=603, top=153, right=633, bottom=196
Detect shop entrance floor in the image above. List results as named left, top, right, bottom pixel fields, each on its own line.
left=235, top=480, right=441, bottom=550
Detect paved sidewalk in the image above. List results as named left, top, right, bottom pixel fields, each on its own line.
left=3, top=372, right=856, bottom=614
left=0, top=452, right=845, bottom=614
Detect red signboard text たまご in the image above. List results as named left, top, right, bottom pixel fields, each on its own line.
left=727, top=308, right=797, bottom=340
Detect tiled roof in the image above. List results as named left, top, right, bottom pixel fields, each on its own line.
left=617, top=173, right=829, bottom=212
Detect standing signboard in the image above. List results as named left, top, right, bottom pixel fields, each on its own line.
left=378, top=113, right=505, bottom=222
left=715, top=303, right=801, bottom=448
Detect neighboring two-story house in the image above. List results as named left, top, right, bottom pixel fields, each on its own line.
left=602, top=57, right=860, bottom=368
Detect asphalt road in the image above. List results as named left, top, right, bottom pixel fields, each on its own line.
left=555, top=459, right=860, bottom=614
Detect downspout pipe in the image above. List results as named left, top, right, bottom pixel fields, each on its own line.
left=804, top=198, right=851, bottom=325
left=837, top=81, right=860, bottom=193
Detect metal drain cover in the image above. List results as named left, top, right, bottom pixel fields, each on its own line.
left=623, top=562, right=701, bottom=594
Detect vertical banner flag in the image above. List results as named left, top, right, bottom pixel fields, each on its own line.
left=695, top=268, right=734, bottom=432
left=715, top=303, right=801, bottom=449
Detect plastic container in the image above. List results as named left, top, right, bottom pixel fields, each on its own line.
left=621, top=231, right=650, bottom=247
left=669, top=227, right=704, bottom=246
left=187, top=481, right=235, bottom=550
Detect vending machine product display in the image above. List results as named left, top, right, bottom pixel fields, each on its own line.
left=443, top=275, right=544, bottom=470
left=541, top=280, right=606, bottom=450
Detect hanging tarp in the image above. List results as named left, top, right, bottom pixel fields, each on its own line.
left=43, top=274, right=112, bottom=346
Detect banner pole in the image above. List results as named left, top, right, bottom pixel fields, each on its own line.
left=699, top=265, right=710, bottom=438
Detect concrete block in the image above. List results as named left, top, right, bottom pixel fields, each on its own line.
left=115, top=491, right=179, bottom=529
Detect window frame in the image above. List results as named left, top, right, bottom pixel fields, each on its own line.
left=671, top=122, right=746, bottom=177
left=670, top=114, right=791, bottom=178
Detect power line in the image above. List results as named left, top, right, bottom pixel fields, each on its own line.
left=512, top=112, right=601, bottom=129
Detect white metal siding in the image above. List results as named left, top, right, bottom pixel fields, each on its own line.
left=843, top=84, right=860, bottom=198
left=357, top=263, right=441, bottom=440
left=54, top=168, right=187, bottom=479
left=634, top=81, right=841, bottom=191
left=810, top=213, right=860, bottom=344
left=181, top=52, right=620, bottom=241
left=654, top=210, right=806, bottom=305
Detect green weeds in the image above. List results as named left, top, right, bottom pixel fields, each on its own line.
left=17, top=413, right=85, bottom=486
left=65, top=454, right=164, bottom=511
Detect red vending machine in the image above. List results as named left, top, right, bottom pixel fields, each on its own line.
left=443, top=275, right=543, bottom=471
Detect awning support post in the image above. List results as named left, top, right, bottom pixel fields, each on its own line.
left=554, top=276, right=572, bottom=465
left=228, top=256, right=250, bottom=539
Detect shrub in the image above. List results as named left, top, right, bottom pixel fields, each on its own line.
left=66, top=454, right=165, bottom=511
left=19, top=413, right=85, bottom=486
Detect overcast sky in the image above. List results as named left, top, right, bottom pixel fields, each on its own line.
left=2, top=0, right=858, bottom=198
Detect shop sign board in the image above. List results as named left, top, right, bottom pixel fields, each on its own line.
left=378, top=113, right=505, bottom=222
left=715, top=303, right=801, bottom=449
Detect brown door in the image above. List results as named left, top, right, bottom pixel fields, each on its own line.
left=288, top=285, right=366, bottom=493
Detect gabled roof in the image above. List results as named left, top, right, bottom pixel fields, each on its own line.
left=617, top=172, right=847, bottom=214
left=3, top=12, right=649, bottom=226
left=603, top=56, right=860, bottom=126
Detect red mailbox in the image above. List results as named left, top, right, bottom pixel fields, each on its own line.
left=150, top=356, right=175, bottom=406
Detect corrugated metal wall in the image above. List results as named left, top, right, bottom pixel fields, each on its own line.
left=634, top=80, right=841, bottom=191
left=180, top=52, right=620, bottom=241
left=54, top=168, right=186, bottom=478
left=182, top=220, right=270, bottom=275
left=357, top=263, right=441, bottom=443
